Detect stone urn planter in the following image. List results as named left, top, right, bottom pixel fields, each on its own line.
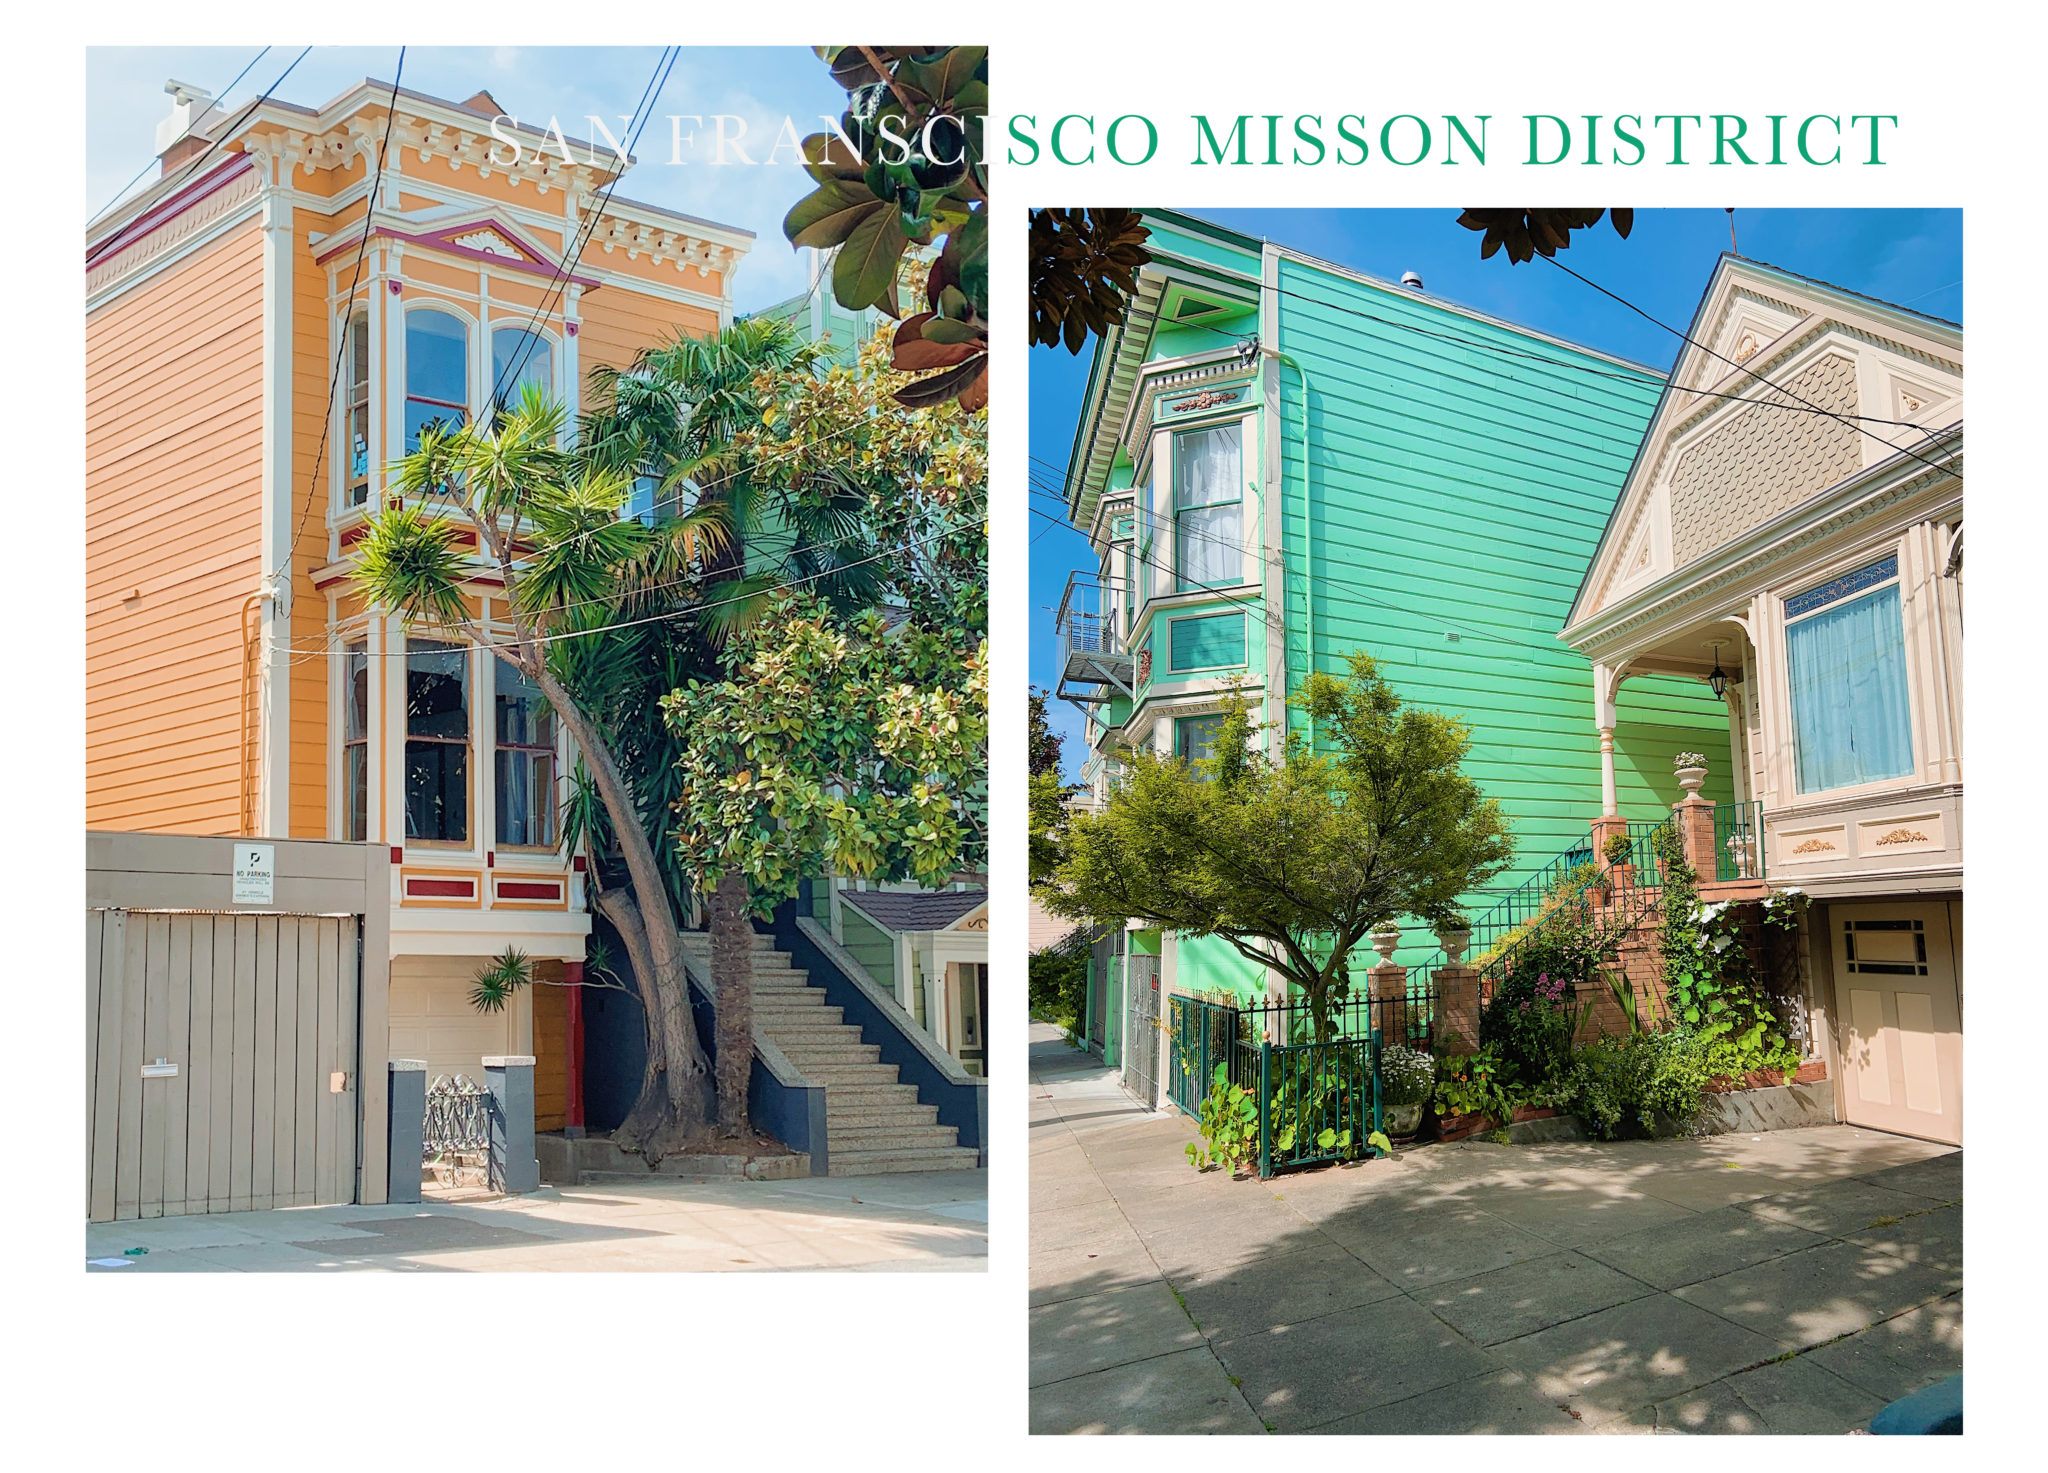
left=1674, top=753, right=1709, bottom=800
left=1383, top=1101, right=1424, bottom=1140
left=1435, top=925, right=1471, bottom=965
left=1370, top=926, right=1402, bottom=964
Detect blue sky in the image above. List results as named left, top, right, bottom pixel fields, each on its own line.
left=1028, top=207, right=1963, bottom=777
left=86, top=45, right=848, bottom=312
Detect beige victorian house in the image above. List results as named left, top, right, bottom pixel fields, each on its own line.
left=1562, top=255, right=1962, bottom=1145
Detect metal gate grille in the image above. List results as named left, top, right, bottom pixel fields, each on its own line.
left=1122, top=954, right=1160, bottom=1108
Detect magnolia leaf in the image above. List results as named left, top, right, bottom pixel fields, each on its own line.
left=833, top=206, right=910, bottom=312
left=785, top=181, right=887, bottom=250
left=894, top=47, right=987, bottom=106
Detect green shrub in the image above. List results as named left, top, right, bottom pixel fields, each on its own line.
left=1558, top=1026, right=1711, bottom=1139
left=1028, top=941, right=1089, bottom=1034
left=1379, top=1043, right=1436, bottom=1107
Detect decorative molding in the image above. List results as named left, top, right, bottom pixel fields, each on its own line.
left=1793, top=838, right=1839, bottom=854
left=1873, top=827, right=1930, bottom=847
left=451, top=229, right=521, bottom=258
left=1169, top=388, right=1244, bottom=414
left=86, top=158, right=263, bottom=304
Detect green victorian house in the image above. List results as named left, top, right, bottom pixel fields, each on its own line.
left=1053, top=210, right=1737, bottom=1104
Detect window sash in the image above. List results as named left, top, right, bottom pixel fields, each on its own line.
left=495, top=748, right=557, bottom=847
left=1176, top=501, right=1243, bottom=590
left=490, top=327, right=553, bottom=408
left=1173, top=423, right=1241, bottom=509
left=1176, top=714, right=1227, bottom=774
left=404, top=741, right=469, bottom=842
left=1785, top=578, right=1915, bottom=794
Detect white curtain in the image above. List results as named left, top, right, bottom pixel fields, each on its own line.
left=1786, top=582, right=1914, bottom=792
left=1174, top=424, right=1242, bottom=588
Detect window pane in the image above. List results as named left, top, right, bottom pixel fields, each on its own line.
left=406, top=642, right=468, bottom=739
left=403, top=398, right=465, bottom=454
left=1174, top=424, right=1241, bottom=508
left=406, top=308, right=467, bottom=403
left=494, top=658, right=554, bottom=747
left=405, top=741, right=468, bottom=841
left=348, top=402, right=370, bottom=494
left=1177, top=501, right=1243, bottom=589
left=345, top=744, right=369, bottom=843
left=1786, top=581, right=1914, bottom=793
left=1177, top=714, right=1227, bottom=764
left=491, top=327, right=552, bottom=403
left=348, top=315, right=370, bottom=393
left=496, top=749, right=556, bottom=847
left=344, top=646, right=369, bottom=740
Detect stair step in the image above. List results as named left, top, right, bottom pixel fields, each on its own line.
left=828, top=1146, right=981, bottom=1177
left=762, top=1023, right=866, bottom=1046
left=753, top=998, right=833, bottom=1015
left=826, top=1103, right=941, bottom=1131
left=775, top=1043, right=883, bottom=1066
left=803, top=1063, right=901, bottom=1085
left=821, top=1082, right=920, bottom=1109
left=829, top=1123, right=960, bottom=1150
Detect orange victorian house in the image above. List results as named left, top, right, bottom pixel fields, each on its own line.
left=86, top=77, right=752, bottom=1119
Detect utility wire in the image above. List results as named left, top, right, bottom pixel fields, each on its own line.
left=90, top=46, right=271, bottom=223
left=486, top=46, right=679, bottom=408
left=89, top=47, right=313, bottom=250
left=279, top=51, right=406, bottom=587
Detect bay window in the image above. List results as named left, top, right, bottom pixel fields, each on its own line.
left=404, top=640, right=469, bottom=842
left=1784, top=554, right=1915, bottom=793
left=1174, top=422, right=1243, bottom=590
left=1175, top=713, right=1228, bottom=779
left=404, top=308, right=468, bottom=452
left=495, top=657, right=557, bottom=848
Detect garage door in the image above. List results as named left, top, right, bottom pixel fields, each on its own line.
left=386, top=955, right=518, bottom=1082
left=87, top=911, right=361, bottom=1221
left=1831, top=902, right=1962, bottom=1146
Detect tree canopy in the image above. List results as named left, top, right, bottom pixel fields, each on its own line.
left=1041, top=656, right=1514, bottom=1039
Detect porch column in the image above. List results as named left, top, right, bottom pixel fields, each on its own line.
left=1599, top=726, right=1619, bottom=817
left=1592, top=660, right=1622, bottom=819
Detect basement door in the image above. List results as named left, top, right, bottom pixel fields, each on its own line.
left=87, top=911, right=362, bottom=1222
left=1830, top=902, right=1962, bottom=1146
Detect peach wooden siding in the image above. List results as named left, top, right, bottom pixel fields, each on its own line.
left=87, top=220, right=265, bottom=835
left=578, top=287, right=718, bottom=377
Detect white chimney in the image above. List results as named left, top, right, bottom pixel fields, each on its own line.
left=156, top=79, right=216, bottom=155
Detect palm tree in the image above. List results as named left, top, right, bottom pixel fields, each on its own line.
left=355, top=384, right=739, bottom=1160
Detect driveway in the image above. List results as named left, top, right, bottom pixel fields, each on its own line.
left=86, top=1170, right=987, bottom=1273
left=1029, top=1023, right=1959, bottom=1434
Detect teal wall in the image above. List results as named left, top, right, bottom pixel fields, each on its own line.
left=1112, top=223, right=1736, bottom=995
left=1177, top=933, right=1267, bottom=1003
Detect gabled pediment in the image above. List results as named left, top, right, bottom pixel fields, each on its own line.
left=1568, top=256, right=1963, bottom=631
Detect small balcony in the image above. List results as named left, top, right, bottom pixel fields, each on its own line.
left=1055, top=572, right=1135, bottom=710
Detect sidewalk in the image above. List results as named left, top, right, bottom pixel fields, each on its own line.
left=1029, top=1023, right=1960, bottom=1434
left=87, top=1169, right=987, bottom=1273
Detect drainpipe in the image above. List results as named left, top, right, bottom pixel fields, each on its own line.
left=1254, top=336, right=1314, bottom=745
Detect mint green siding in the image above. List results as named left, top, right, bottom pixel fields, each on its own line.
left=1168, top=611, right=1248, bottom=672
left=1177, top=933, right=1266, bottom=1003
left=1266, top=253, right=1732, bottom=893
left=839, top=905, right=897, bottom=994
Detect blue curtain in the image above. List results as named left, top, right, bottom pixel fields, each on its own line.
left=1785, top=582, right=1914, bottom=792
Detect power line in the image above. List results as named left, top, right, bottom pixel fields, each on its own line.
left=90, top=47, right=313, bottom=251
left=285, top=515, right=984, bottom=659
left=486, top=46, right=680, bottom=409
left=1539, top=253, right=1962, bottom=484
left=280, top=51, right=406, bottom=586
left=91, top=47, right=272, bottom=223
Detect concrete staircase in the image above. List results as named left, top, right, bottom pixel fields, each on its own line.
left=682, top=932, right=979, bottom=1177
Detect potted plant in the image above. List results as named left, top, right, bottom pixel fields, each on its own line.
left=1602, top=830, right=1635, bottom=889
left=1674, top=750, right=1709, bottom=800
left=1370, top=924, right=1402, bottom=965
left=1378, top=1043, right=1435, bottom=1140
left=1434, top=921, right=1472, bottom=965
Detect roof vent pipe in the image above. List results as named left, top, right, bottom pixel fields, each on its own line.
left=1400, top=270, right=1425, bottom=292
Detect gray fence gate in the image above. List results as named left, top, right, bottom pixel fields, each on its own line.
left=1122, top=953, right=1160, bottom=1108
left=87, top=911, right=362, bottom=1222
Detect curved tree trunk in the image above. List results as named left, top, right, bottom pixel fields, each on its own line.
left=592, top=886, right=680, bottom=1146
left=533, top=663, right=712, bottom=1163
left=709, top=873, right=754, bottom=1134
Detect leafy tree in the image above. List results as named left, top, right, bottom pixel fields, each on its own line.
left=785, top=47, right=987, bottom=409
left=1456, top=208, right=1634, bottom=263
left=354, top=388, right=730, bottom=1158
left=663, top=593, right=986, bottom=1132
left=1028, top=689, right=1073, bottom=890
left=1041, top=657, right=1514, bottom=1041
left=1028, top=208, right=1153, bottom=353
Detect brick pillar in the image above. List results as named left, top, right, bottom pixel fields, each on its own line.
left=386, top=1060, right=426, bottom=1205
left=1368, top=962, right=1407, bottom=1039
left=1436, top=965, right=1481, bottom=1053
left=483, top=1055, right=540, bottom=1194
left=1590, top=812, right=1629, bottom=860
left=1676, top=796, right=1718, bottom=877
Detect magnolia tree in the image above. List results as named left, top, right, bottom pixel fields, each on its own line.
left=664, top=598, right=987, bottom=1120
left=1042, top=656, right=1515, bottom=1041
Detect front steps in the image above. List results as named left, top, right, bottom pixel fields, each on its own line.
left=683, top=932, right=980, bottom=1177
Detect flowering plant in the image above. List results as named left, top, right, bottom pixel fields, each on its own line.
left=1673, top=751, right=1708, bottom=768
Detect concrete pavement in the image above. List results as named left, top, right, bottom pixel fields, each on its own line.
left=1029, top=1022, right=1960, bottom=1434
left=86, top=1169, right=987, bottom=1272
